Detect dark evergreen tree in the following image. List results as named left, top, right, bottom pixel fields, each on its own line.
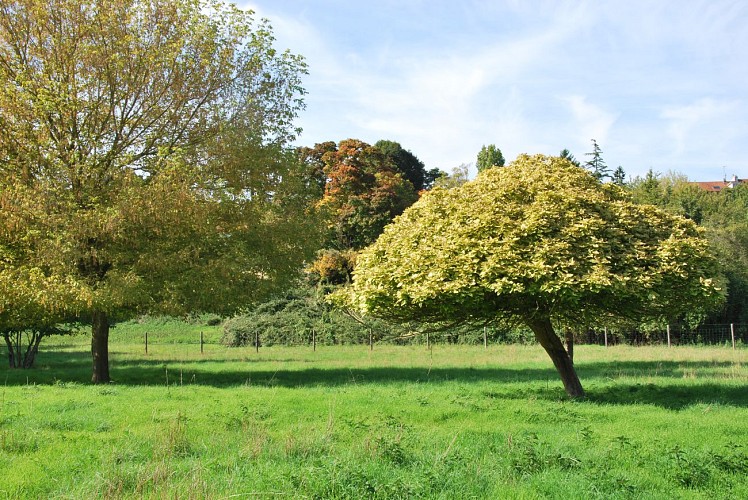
left=584, top=139, right=611, bottom=180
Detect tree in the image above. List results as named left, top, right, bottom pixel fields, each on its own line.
left=423, top=168, right=446, bottom=190
left=0, top=0, right=314, bottom=382
left=433, top=163, right=471, bottom=189
left=338, top=154, right=723, bottom=398
left=0, top=266, right=88, bottom=368
left=315, top=139, right=418, bottom=250
left=584, top=139, right=610, bottom=180
left=476, top=144, right=505, bottom=172
left=375, top=140, right=427, bottom=192
left=612, top=166, right=627, bottom=186
left=559, top=149, right=581, bottom=168
left=629, top=169, right=664, bottom=206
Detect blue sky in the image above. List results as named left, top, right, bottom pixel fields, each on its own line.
left=241, top=0, right=748, bottom=181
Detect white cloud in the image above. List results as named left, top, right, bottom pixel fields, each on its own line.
left=661, top=98, right=740, bottom=156
left=562, top=96, right=618, bottom=148
left=240, top=0, right=748, bottom=179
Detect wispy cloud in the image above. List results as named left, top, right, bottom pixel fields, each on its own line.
left=241, top=0, right=748, bottom=179
left=562, top=96, right=618, bottom=149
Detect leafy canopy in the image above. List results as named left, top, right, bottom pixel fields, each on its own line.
left=343, top=154, right=723, bottom=329
left=0, top=0, right=315, bottom=381
left=476, top=144, right=505, bottom=172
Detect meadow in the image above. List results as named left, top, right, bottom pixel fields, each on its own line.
left=0, top=320, right=746, bottom=499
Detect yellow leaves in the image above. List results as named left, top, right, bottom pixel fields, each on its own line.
left=347, top=153, right=723, bottom=326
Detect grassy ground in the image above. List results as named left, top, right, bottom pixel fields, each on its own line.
left=0, top=322, right=746, bottom=498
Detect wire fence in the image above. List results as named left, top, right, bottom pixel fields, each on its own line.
left=581, top=324, right=747, bottom=348
left=129, top=323, right=747, bottom=354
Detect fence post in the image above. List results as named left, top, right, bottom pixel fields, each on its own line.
left=483, top=327, right=487, bottom=349
left=313, top=329, right=316, bottom=352
left=369, top=329, right=373, bottom=351
left=200, top=331, right=204, bottom=354
left=604, top=327, right=608, bottom=348
left=145, top=331, right=148, bottom=354
left=255, top=332, right=259, bottom=353
left=731, top=323, right=736, bottom=350
left=667, top=324, right=671, bottom=347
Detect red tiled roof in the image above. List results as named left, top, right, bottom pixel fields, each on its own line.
left=692, top=179, right=746, bottom=192
left=694, top=181, right=728, bottom=192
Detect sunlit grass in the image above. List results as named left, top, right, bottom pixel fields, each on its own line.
left=1, top=327, right=746, bottom=498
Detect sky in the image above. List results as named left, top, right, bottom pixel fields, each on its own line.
left=240, top=0, right=748, bottom=181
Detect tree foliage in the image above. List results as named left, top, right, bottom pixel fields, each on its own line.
left=374, top=140, right=427, bottom=192
left=0, top=0, right=314, bottom=382
left=476, top=144, right=505, bottom=172
left=338, top=154, right=723, bottom=397
left=629, top=173, right=748, bottom=324
left=314, top=139, right=419, bottom=250
left=432, top=163, right=470, bottom=189
left=559, top=149, right=581, bottom=168
left=584, top=139, right=610, bottom=181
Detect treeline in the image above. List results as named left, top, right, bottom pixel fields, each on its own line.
left=225, top=141, right=747, bottom=347
left=627, top=171, right=748, bottom=325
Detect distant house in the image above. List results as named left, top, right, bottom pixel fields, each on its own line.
left=692, top=175, right=745, bottom=192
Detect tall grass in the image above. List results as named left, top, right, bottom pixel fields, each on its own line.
left=1, top=321, right=746, bottom=498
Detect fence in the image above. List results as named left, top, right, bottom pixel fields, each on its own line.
left=581, top=324, right=747, bottom=348
left=133, top=323, right=747, bottom=354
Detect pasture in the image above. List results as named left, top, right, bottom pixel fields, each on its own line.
left=0, top=321, right=746, bottom=499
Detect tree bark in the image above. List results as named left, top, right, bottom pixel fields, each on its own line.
left=4, top=333, right=16, bottom=368
left=23, top=331, right=44, bottom=369
left=91, top=311, right=110, bottom=383
left=526, top=318, right=585, bottom=398
left=564, top=329, right=574, bottom=364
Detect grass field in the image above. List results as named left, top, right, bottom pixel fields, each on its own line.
left=0, top=321, right=746, bottom=499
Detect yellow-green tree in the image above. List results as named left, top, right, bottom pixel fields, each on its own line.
left=339, top=154, right=723, bottom=398
left=0, top=0, right=316, bottom=382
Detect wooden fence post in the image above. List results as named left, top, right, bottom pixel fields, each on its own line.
left=200, top=331, right=204, bottom=354
left=604, top=327, right=608, bottom=348
left=731, top=323, right=736, bottom=350
left=369, top=329, right=373, bottom=351
left=667, top=324, right=671, bottom=347
left=313, top=329, right=316, bottom=352
left=145, top=331, right=148, bottom=354
left=483, top=327, right=487, bottom=349
left=255, top=332, right=259, bottom=353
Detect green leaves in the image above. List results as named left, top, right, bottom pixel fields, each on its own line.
left=345, top=154, right=723, bottom=328
left=0, top=1, right=317, bottom=380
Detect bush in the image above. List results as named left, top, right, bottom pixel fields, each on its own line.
left=221, top=289, right=384, bottom=347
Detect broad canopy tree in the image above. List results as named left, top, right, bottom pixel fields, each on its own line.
left=339, top=154, right=723, bottom=398
left=313, top=139, right=419, bottom=250
left=0, top=0, right=315, bottom=382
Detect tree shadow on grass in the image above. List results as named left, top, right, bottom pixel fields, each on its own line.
left=2, top=351, right=745, bottom=409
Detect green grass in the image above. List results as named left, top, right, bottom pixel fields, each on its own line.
left=1, top=324, right=746, bottom=498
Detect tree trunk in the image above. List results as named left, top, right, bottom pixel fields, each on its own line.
left=91, top=311, right=110, bottom=383
left=4, top=333, right=16, bottom=368
left=23, top=331, right=44, bottom=369
left=526, top=318, right=585, bottom=398
left=565, top=329, right=574, bottom=364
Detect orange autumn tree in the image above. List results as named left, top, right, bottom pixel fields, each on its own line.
left=314, top=139, right=419, bottom=250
